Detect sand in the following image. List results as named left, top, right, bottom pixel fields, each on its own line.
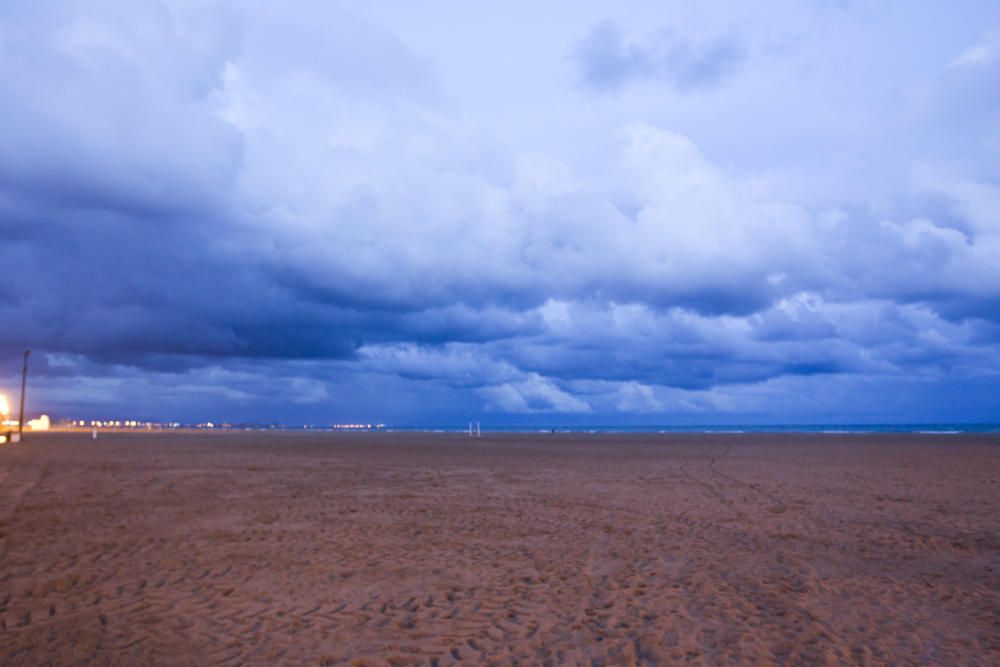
left=0, top=431, right=997, bottom=665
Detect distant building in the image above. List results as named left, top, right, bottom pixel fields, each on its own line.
left=28, top=414, right=50, bottom=431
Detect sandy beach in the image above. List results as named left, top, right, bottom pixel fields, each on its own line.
left=0, top=432, right=997, bottom=665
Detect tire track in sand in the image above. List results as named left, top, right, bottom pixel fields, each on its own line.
left=0, top=463, right=48, bottom=556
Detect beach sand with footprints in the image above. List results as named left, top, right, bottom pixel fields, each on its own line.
left=0, top=431, right=997, bottom=665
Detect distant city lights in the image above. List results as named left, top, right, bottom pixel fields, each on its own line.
left=27, top=415, right=50, bottom=431
left=61, top=420, right=387, bottom=431
left=0, top=408, right=388, bottom=433
left=0, top=392, right=17, bottom=429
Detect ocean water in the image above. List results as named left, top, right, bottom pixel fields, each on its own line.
left=387, top=424, right=1000, bottom=434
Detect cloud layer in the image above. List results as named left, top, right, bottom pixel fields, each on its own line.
left=1, top=1, right=998, bottom=423
left=574, top=20, right=746, bottom=91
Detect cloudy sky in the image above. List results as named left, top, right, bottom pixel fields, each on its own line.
left=2, top=0, right=999, bottom=425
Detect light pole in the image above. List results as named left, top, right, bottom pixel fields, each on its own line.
left=18, top=349, right=29, bottom=438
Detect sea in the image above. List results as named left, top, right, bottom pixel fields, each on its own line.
left=385, top=424, right=1000, bottom=434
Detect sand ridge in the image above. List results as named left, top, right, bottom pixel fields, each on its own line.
left=0, top=432, right=997, bottom=665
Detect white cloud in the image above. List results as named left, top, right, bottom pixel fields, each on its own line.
left=614, top=382, right=665, bottom=413
left=951, top=31, right=1000, bottom=67
left=480, top=374, right=592, bottom=413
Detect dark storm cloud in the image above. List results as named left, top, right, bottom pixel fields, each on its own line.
left=574, top=19, right=747, bottom=92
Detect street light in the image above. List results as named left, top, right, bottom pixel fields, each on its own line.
left=18, top=350, right=29, bottom=439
